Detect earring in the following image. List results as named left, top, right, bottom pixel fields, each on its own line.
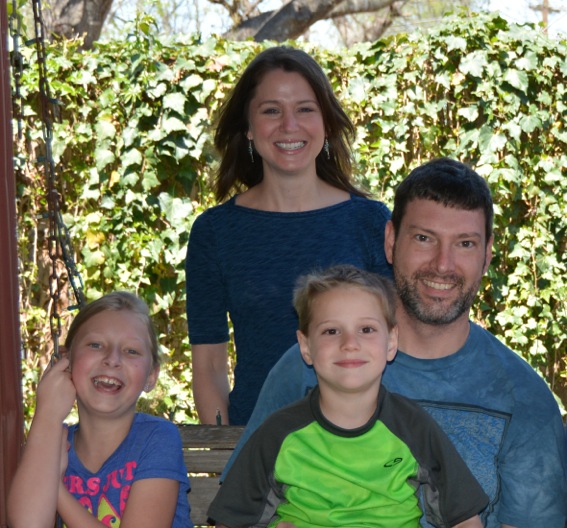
left=324, top=138, right=330, bottom=160
left=248, top=139, right=254, bottom=163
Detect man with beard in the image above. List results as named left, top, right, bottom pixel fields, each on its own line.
left=220, top=158, right=567, bottom=528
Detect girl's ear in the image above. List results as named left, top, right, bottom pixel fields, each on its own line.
left=297, top=330, right=313, bottom=366
left=144, top=365, right=160, bottom=393
left=59, top=346, right=71, bottom=363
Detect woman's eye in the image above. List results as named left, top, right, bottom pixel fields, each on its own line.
left=126, top=348, right=140, bottom=356
left=88, top=342, right=101, bottom=349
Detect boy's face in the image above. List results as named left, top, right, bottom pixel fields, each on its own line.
left=297, top=285, right=398, bottom=396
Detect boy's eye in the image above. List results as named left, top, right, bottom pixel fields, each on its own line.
left=88, top=342, right=102, bottom=349
left=323, top=328, right=338, bottom=335
left=361, top=327, right=375, bottom=334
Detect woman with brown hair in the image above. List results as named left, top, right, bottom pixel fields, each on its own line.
left=185, top=46, right=391, bottom=425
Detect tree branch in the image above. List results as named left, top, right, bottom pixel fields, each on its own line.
left=224, top=0, right=402, bottom=41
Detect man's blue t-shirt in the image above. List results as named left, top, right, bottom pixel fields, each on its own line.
left=186, top=195, right=392, bottom=424
left=225, top=323, right=567, bottom=528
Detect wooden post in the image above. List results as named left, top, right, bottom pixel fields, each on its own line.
left=0, top=2, right=24, bottom=526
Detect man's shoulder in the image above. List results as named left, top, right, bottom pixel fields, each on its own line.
left=470, top=323, right=558, bottom=397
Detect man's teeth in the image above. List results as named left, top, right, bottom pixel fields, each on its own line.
left=423, top=280, right=453, bottom=290
left=276, top=141, right=305, bottom=150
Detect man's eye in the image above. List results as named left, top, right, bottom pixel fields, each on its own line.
left=461, top=240, right=475, bottom=248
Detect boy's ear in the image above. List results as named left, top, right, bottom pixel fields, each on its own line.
left=384, top=220, right=395, bottom=265
left=387, top=325, right=399, bottom=362
left=297, top=330, right=313, bottom=366
left=144, top=365, right=160, bottom=393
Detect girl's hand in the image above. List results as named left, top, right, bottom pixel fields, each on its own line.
left=36, top=356, right=76, bottom=423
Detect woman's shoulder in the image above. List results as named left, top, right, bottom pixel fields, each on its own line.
left=349, top=194, right=389, bottom=209
left=347, top=194, right=391, bottom=222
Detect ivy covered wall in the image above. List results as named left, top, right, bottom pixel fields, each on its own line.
left=14, top=11, right=567, bottom=424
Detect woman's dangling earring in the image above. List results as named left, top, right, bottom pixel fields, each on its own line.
left=248, top=139, right=255, bottom=163
left=324, top=138, right=330, bottom=160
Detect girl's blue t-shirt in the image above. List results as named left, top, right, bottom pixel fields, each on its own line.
left=65, top=413, right=192, bottom=527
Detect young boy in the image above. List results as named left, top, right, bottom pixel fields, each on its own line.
left=208, top=265, right=488, bottom=528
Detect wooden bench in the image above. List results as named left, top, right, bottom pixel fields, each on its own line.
left=178, top=424, right=244, bottom=527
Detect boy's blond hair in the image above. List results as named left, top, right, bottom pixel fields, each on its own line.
left=293, top=265, right=397, bottom=335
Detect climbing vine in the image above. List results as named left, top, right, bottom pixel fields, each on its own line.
left=13, top=11, right=567, bottom=425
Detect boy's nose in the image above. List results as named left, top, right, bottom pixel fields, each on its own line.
left=341, top=332, right=360, bottom=351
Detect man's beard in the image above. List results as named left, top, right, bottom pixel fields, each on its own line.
left=394, top=265, right=480, bottom=326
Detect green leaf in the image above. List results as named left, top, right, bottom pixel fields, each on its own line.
left=503, top=69, right=529, bottom=92
left=163, top=92, right=187, bottom=114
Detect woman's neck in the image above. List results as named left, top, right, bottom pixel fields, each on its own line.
left=237, top=178, right=350, bottom=212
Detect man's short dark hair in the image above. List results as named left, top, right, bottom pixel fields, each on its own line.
left=390, top=157, right=494, bottom=243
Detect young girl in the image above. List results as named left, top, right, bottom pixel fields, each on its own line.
left=8, top=292, right=192, bottom=528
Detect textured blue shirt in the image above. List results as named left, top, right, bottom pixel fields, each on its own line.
left=186, top=195, right=392, bottom=424
left=225, top=323, right=567, bottom=527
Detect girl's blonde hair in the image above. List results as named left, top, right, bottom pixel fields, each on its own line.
left=64, top=291, right=161, bottom=368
